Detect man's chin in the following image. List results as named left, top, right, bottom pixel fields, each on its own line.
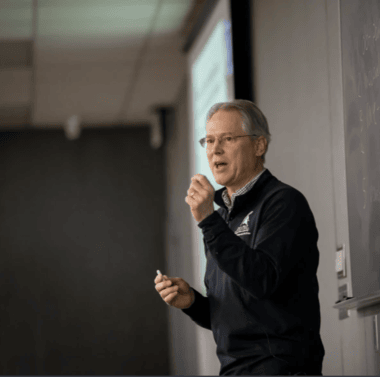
left=213, top=176, right=228, bottom=187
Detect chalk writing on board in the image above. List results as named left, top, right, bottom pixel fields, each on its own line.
left=370, top=185, right=380, bottom=203
left=341, top=0, right=380, bottom=299
left=359, top=101, right=379, bottom=131
left=355, top=15, right=380, bottom=210
left=361, top=19, right=380, bottom=55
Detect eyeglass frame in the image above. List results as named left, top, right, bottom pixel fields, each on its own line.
left=199, top=134, right=259, bottom=148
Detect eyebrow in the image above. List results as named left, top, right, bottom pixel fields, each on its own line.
left=205, top=132, right=233, bottom=137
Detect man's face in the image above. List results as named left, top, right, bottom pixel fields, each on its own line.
left=206, top=109, right=266, bottom=196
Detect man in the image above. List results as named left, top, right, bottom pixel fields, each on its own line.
left=154, top=100, right=325, bottom=375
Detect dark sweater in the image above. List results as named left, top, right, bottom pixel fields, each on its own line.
left=182, top=169, right=325, bottom=375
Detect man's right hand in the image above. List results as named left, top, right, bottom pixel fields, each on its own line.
left=154, top=274, right=195, bottom=309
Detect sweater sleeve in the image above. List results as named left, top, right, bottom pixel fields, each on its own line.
left=197, top=189, right=317, bottom=300
left=181, top=287, right=212, bottom=330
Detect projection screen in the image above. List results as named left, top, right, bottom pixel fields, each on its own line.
left=187, top=0, right=235, bottom=295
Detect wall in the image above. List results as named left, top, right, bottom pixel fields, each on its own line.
left=252, top=1, right=341, bottom=375
left=253, top=0, right=377, bottom=375
left=164, top=79, right=201, bottom=376
left=0, top=127, right=168, bottom=375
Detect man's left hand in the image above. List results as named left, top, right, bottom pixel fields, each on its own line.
left=185, top=174, right=215, bottom=223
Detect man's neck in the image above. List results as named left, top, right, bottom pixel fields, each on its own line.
left=226, top=166, right=264, bottom=199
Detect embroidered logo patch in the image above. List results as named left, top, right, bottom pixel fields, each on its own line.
left=235, top=210, right=253, bottom=236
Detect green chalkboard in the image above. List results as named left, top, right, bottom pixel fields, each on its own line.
left=341, top=0, right=380, bottom=298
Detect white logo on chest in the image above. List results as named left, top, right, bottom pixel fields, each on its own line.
left=235, top=210, right=254, bottom=236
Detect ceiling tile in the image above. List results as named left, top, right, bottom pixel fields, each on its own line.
left=0, top=0, right=33, bottom=11
left=0, top=0, right=33, bottom=39
left=36, top=35, right=145, bottom=64
left=38, top=0, right=157, bottom=40
left=120, top=54, right=186, bottom=119
left=0, top=0, right=192, bottom=127
left=153, top=0, right=192, bottom=34
left=144, top=34, right=182, bottom=60
left=33, top=63, right=135, bottom=125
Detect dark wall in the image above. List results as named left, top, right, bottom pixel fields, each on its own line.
left=165, top=81, right=200, bottom=375
left=0, top=127, right=169, bottom=375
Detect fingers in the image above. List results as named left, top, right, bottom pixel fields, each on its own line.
left=161, top=285, right=179, bottom=304
left=185, top=195, right=196, bottom=206
left=186, top=179, right=214, bottom=205
left=155, top=277, right=173, bottom=293
left=154, top=275, right=182, bottom=304
left=187, top=178, right=210, bottom=197
left=154, top=273, right=168, bottom=284
left=187, top=189, right=196, bottom=197
left=188, top=180, right=203, bottom=195
left=170, top=277, right=185, bottom=288
left=192, top=175, right=214, bottom=192
left=186, top=188, right=196, bottom=198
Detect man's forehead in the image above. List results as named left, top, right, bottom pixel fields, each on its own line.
left=205, top=131, right=233, bottom=137
left=206, top=125, right=245, bottom=136
left=206, top=109, right=243, bottom=126
left=206, top=114, right=245, bottom=134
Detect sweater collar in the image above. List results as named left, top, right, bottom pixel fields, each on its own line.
left=221, top=168, right=267, bottom=209
left=214, top=168, right=273, bottom=211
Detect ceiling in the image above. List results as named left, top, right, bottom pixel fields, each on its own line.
left=0, top=0, right=195, bottom=129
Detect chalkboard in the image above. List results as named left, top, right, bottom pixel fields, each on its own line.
left=341, top=0, right=380, bottom=299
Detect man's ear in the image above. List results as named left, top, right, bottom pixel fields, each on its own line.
left=256, top=136, right=267, bottom=157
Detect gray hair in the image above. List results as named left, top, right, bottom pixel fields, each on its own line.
left=206, top=100, right=271, bottom=164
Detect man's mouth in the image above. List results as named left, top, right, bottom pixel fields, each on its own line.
left=215, top=163, right=228, bottom=169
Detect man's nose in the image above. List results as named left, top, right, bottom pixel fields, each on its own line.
left=210, top=138, right=224, bottom=153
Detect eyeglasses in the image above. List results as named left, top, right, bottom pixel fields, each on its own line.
left=199, top=134, right=259, bottom=148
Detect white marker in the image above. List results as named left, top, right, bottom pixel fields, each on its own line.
left=157, top=270, right=166, bottom=281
